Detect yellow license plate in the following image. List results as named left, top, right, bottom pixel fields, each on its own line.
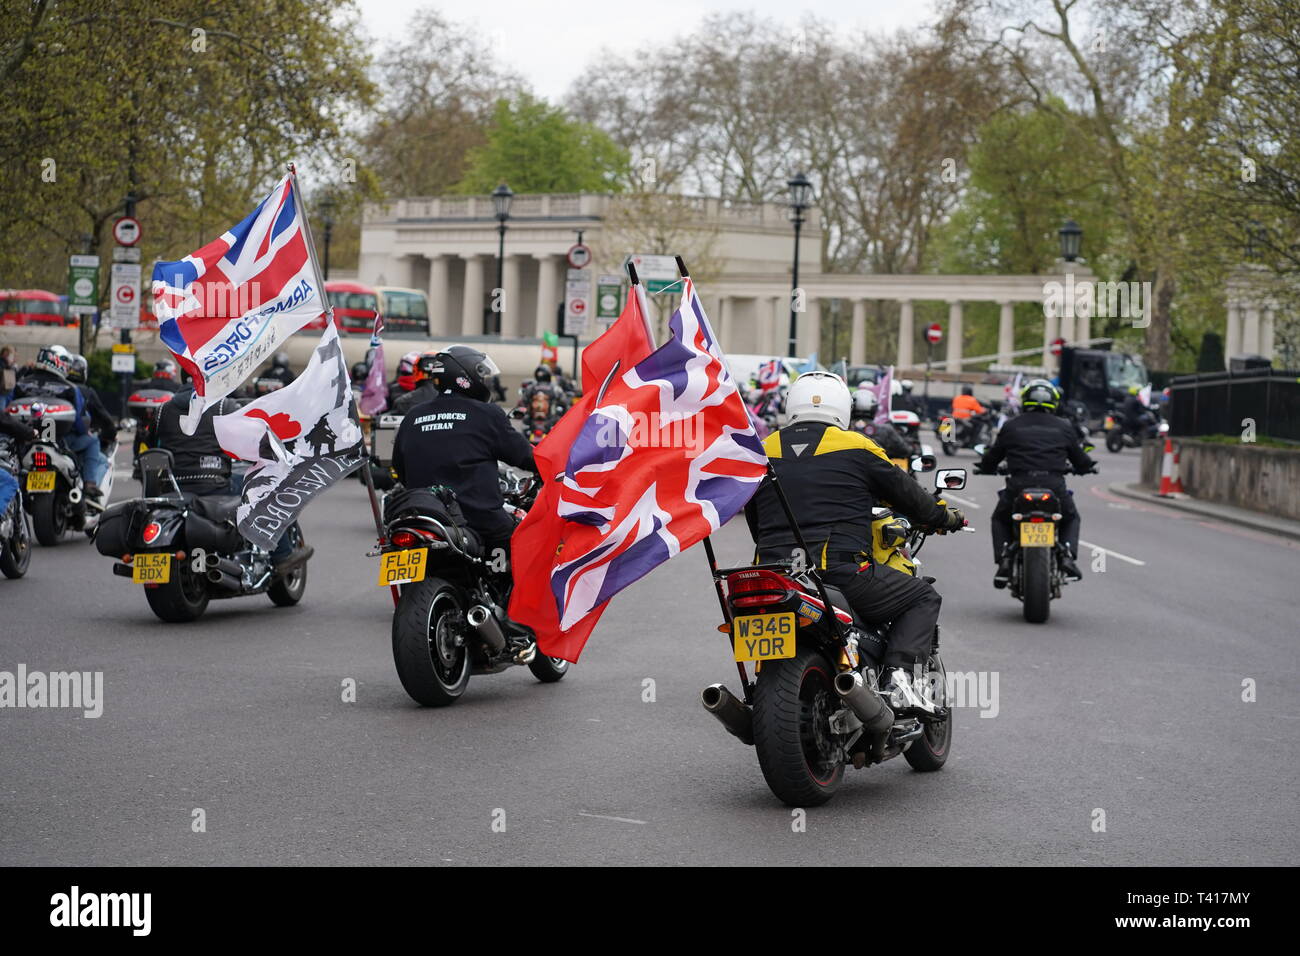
left=26, top=470, right=56, bottom=493
left=732, top=612, right=797, bottom=662
left=377, top=548, right=427, bottom=586
left=1019, top=523, right=1056, bottom=547
left=132, top=552, right=171, bottom=583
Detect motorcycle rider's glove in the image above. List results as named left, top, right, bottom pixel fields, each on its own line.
left=941, top=507, right=966, bottom=532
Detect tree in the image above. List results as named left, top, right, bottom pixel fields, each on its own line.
left=455, top=94, right=628, bottom=195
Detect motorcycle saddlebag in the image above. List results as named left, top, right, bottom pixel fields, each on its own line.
left=184, top=508, right=242, bottom=554
left=94, top=500, right=144, bottom=557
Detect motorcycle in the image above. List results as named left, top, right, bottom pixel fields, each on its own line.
left=938, top=409, right=997, bottom=457
left=92, top=448, right=311, bottom=622
left=5, top=396, right=117, bottom=545
left=887, top=408, right=932, bottom=459
left=1103, top=409, right=1167, bottom=452
left=0, top=434, right=32, bottom=578
left=125, top=386, right=176, bottom=477
left=701, top=464, right=971, bottom=806
left=379, top=467, right=568, bottom=706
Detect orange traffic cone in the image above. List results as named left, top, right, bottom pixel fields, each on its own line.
left=1157, top=438, right=1184, bottom=497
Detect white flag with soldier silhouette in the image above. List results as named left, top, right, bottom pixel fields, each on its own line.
left=212, top=322, right=365, bottom=550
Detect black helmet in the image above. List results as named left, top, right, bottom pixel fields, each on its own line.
left=428, top=346, right=499, bottom=401
left=534, top=364, right=552, bottom=383
left=961, top=385, right=974, bottom=396
left=350, top=361, right=369, bottom=384
left=67, top=353, right=88, bottom=384
left=272, top=352, right=290, bottom=369
left=1020, top=378, right=1061, bottom=413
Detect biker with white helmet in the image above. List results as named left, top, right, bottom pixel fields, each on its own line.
left=745, top=371, right=966, bottom=714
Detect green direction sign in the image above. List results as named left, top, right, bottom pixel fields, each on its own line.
left=626, top=254, right=679, bottom=295
left=596, top=274, right=623, bottom=322
left=67, top=255, right=100, bottom=316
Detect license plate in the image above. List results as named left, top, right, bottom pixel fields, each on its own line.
left=732, top=612, right=797, bottom=662
left=132, top=552, right=171, bottom=583
left=377, top=548, right=427, bottom=586
left=26, top=471, right=55, bottom=493
left=1019, top=523, right=1056, bottom=547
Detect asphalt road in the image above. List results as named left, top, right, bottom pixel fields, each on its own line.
left=1, top=437, right=1297, bottom=866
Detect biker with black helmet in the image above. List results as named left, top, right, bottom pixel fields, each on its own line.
left=976, top=378, right=1097, bottom=585
left=515, top=363, right=568, bottom=426
left=389, top=352, right=444, bottom=415
left=148, top=359, right=183, bottom=392
left=391, top=346, right=537, bottom=563
left=264, top=352, right=295, bottom=386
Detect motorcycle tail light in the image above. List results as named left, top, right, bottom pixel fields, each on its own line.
left=33, top=451, right=49, bottom=468
left=391, top=530, right=418, bottom=548
left=728, top=569, right=795, bottom=607
left=1029, top=516, right=1045, bottom=523
left=142, top=521, right=162, bottom=544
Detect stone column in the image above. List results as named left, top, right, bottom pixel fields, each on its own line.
left=460, top=254, right=486, bottom=336
left=850, top=300, right=867, bottom=365
left=1076, top=310, right=1091, bottom=347
left=1242, top=304, right=1261, bottom=355
left=427, top=255, right=450, bottom=336
left=534, top=254, right=560, bottom=338
left=769, top=296, right=785, bottom=355
left=1042, top=307, right=1060, bottom=374
left=716, top=296, right=731, bottom=350
left=797, top=297, right=820, bottom=358
left=997, top=301, right=1014, bottom=367
left=1060, top=306, right=1076, bottom=344
left=1261, top=307, right=1275, bottom=361
left=897, top=300, right=914, bottom=369
left=754, top=294, right=774, bottom=356
left=944, top=300, right=963, bottom=373
left=1225, top=300, right=1241, bottom=361
left=499, top=254, right=523, bottom=338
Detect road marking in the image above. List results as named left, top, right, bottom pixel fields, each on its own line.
left=940, top=492, right=982, bottom=510
left=578, top=811, right=646, bottom=825
left=1079, top=539, right=1146, bottom=566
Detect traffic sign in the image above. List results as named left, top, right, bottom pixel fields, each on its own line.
left=67, top=255, right=100, bottom=317
left=110, top=343, right=136, bottom=373
left=596, top=274, right=622, bottom=324
left=564, top=268, right=592, bottom=337
left=925, top=323, right=943, bottom=345
left=1050, top=337, right=1066, bottom=357
left=112, top=216, right=141, bottom=247
left=107, top=262, right=142, bottom=329
left=112, top=245, right=141, bottom=263
left=627, top=254, right=679, bottom=295
left=566, top=243, right=593, bottom=270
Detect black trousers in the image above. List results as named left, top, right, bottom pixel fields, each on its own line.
left=823, top=561, right=941, bottom=668
left=991, top=474, right=1079, bottom=560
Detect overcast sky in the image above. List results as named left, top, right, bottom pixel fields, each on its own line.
left=355, top=1, right=939, bottom=102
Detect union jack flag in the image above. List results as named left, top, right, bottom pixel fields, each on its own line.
left=152, top=174, right=326, bottom=432
left=545, top=278, right=768, bottom=637
left=757, top=357, right=782, bottom=391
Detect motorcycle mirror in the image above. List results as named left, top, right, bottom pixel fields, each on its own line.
left=935, top=468, right=967, bottom=491
left=910, top=454, right=937, bottom=473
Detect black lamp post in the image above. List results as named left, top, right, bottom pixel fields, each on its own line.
left=319, top=197, right=335, bottom=280
left=491, top=183, right=514, bottom=336
left=1059, top=218, right=1082, bottom=262
left=786, top=172, right=814, bottom=358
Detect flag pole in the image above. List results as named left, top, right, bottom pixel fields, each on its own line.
left=287, top=162, right=389, bottom=561
left=625, top=261, right=656, bottom=348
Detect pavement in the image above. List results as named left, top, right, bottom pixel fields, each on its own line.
left=1109, top=481, right=1300, bottom=542
left=1, top=439, right=1296, bottom=866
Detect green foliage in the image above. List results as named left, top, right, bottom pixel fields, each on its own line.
left=84, top=349, right=145, bottom=397
left=455, top=94, right=629, bottom=195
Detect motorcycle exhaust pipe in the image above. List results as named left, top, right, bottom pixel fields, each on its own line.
left=204, top=553, right=243, bottom=590
left=701, top=683, right=754, bottom=746
left=466, top=605, right=506, bottom=655
left=67, top=486, right=82, bottom=504
left=833, top=670, right=895, bottom=735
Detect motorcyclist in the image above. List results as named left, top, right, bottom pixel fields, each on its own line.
left=850, top=387, right=912, bottom=461
left=389, top=352, right=444, bottom=416
left=13, top=346, right=116, bottom=502
left=1118, top=385, right=1154, bottom=438
left=142, top=359, right=184, bottom=392
left=517, top=364, right=568, bottom=422
left=976, top=379, right=1096, bottom=586
left=745, top=371, right=966, bottom=715
left=950, top=385, right=986, bottom=442
left=264, top=352, right=295, bottom=386
left=391, top=346, right=536, bottom=566
left=385, top=350, right=422, bottom=408
left=893, top=379, right=924, bottom=416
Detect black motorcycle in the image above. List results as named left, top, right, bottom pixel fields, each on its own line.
left=1103, top=407, right=1167, bottom=452
left=380, top=469, right=568, bottom=706
left=93, top=449, right=310, bottom=622
left=0, top=434, right=32, bottom=579
left=5, top=395, right=116, bottom=545
left=938, top=409, right=997, bottom=457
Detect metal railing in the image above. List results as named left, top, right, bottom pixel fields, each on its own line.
left=1168, top=368, right=1300, bottom=442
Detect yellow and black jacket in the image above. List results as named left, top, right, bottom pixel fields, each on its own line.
left=744, top=420, right=949, bottom=568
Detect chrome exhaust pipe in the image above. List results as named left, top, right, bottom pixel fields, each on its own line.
left=204, top=553, right=243, bottom=590
left=67, top=486, right=82, bottom=504
left=834, top=670, right=894, bottom=735
left=466, top=605, right=506, bottom=655
left=701, top=683, right=754, bottom=746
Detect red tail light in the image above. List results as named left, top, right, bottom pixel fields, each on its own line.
left=391, top=530, right=418, bottom=548
left=727, top=569, right=797, bottom=607
left=32, top=451, right=49, bottom=468
left=142, top=521, right=162, bottom=544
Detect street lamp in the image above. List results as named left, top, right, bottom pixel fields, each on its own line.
left=786, top=172, right=814, bottom=358
left=1058, top=218, right=1082, bottom=262
left=319, top=197, right=336, bottom=280
left=491, top=183, right=514, bottom=336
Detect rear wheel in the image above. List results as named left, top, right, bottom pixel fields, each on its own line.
left=30, top=490, right=65, bottom=546
left=904, top=653, right=952, bottom=771
left=0, top=504, right=31, bottom=579
left=267, top=526, right=308, bottom=606
left=143, top=559, right=210, bottom=623
left=752, top=645, right=844, bottom=807
left=392, top=578, right=471, bottom=706
left=1105, top=430, right=1124, bottom=453
left=1022, top=546, right=1051, bottom=623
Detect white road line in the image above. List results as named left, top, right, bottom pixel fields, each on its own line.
left=1078, top=539, right=1146, bottom=566
left=940, top=492, right=982, bottom=510
left=577, top=811, right=646, bottom=826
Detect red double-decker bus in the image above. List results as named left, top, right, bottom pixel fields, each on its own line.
left=0, top=289, right=66, bottom=327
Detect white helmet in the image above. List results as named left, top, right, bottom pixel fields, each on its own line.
left=787, top=371, right=851, bottom=429
left=852, top=384, right=878, bottom=414
left=900, top=379, right=914, bottom=392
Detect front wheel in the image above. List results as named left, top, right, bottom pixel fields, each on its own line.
left=1105, top=430, right=1124, bottom=453
left=1021, top=546, right=1052, bottom=623
left=528, top=653, right=570, bottom=683
left=0, top=506, right=31, bottom=579
left=392, top=578, right=471, bottom=706
left=30, top=491, right=65, bottom=546
left=751, top=645, right=844, bottom=807
left=904, top=653, right=952, bottom=771
left=941, top=440, right=958, bottom=456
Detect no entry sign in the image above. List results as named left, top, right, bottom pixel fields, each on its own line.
left=925, top=323, right=943, bottom=345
